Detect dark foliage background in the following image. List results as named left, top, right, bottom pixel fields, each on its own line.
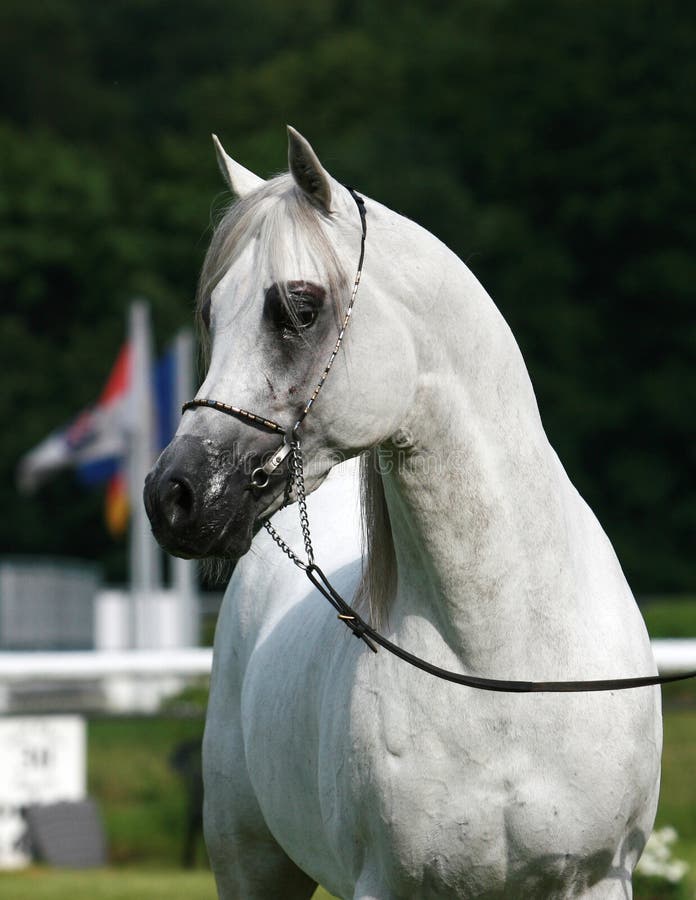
left=1, top=0, right=693, bottom=589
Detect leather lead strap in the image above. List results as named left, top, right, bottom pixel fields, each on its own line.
left=306, top=565, right=696, bottom=693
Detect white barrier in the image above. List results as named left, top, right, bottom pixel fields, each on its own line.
left=652, top=640, right=696, bottom=675
left=0, top=648, right=212, bottom=714
left=94, top=589, right=198, bottom=651
left=0, top=642, right=693, bottom=714
left=0, top=648, right=212, bottom=679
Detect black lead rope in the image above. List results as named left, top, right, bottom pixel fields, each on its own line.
left=306, top=563, right=696, bottom=693
left=184, top=184, right=696, bottom=694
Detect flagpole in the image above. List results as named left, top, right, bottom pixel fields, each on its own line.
left=172, top=329, right=199, bottom=646
left=128, top=300, right=162, bottom=648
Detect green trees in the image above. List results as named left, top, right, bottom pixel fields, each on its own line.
left=1, top=0, right=693, bottom=589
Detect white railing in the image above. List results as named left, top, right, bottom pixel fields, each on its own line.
left=652, top=639, right=696, bottom=675
left=0, top=648, right=212, bottom=714
left=0, top=641, right=693, bottom=714
left=0, top=647, right=212, bottom=680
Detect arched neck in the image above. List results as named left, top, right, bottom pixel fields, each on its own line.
left=378, top=256, right=579, bottom=677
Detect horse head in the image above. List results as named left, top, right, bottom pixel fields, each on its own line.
left=144, top=127, right=417, bottom=560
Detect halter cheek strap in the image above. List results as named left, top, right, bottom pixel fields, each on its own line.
left=181, top=185, right=696, bottom=693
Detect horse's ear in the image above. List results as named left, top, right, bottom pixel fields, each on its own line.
left=287, top=126, right=331, bottom=212
left=212, top=134, right=264, bottom=197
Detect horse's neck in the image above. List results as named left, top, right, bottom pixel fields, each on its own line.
left=379, top=234, right=591, bottom=676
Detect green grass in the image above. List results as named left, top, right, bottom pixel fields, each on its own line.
left=0, top=870, right=342, bottom=899
left=88, top=716, right=205, bottom=865
left=654, top=700, right=696, bottom=897
left=641, top=596, right=696, bottom=639
left=0, top=868, right=217, bottom=899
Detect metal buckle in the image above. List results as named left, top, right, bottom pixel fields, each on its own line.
left=250, top=439, right=293, bottom=489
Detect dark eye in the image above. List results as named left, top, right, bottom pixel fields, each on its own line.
left=264, top=281, right=325, bottom=337
left=288, top=293, right=319, bottom=330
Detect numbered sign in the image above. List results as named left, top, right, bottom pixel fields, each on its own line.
left=0, top=716, right=86, bottom=868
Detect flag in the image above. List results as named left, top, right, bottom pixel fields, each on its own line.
left=105, top=470, right=129, bottom=537
left=75, top=343, right=132, bottom=486
left=17, top=340, right=179, bottom=537
left=154, top=345, right=177, bottom=453
left=17, top=343, right=132, bottom=493
left=104, top=344, right=178, bottom=537
left=84, top=342, right=132, bottom=537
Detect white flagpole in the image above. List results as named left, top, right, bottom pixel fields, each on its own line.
left=172, top=329, right=199, bottom=646
left=128, top=300, right=162, bottom=648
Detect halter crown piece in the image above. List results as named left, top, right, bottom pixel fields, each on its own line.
left=182, top=186, right=696, bottom=693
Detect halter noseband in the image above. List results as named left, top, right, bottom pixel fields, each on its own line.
left=180, top=184, right=696, bottom=693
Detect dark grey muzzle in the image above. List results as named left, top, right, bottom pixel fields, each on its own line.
left=144, top=434, right=263, bottom=559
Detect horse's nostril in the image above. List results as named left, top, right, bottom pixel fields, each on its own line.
left=162, top=477, right=196, bottom=528
left=170, top=479, right=192, bottom=512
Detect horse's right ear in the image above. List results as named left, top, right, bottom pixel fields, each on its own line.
left=212, top=134, right=264, bottom=197
left=287, top=126, right=332, bottom=212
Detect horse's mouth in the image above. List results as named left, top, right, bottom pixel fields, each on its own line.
left=204, top=515, right=255, bottom=559
left=145, top=491, right=256, bottom=561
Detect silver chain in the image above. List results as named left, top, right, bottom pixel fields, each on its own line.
left=263, top=517, right=307, bottom=569
left=289, top=440, right=314, bottom=565
left=262, top=438, right=315, bottom=569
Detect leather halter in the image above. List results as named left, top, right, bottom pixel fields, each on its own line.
left=182, top=185, right=696, bottom=693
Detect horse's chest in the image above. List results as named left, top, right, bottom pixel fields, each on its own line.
left=242, top=638, right=657, bottom=897
left=323, top=675, right=647, bottom=893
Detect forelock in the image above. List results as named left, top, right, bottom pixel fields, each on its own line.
left=196, top=175, right=349, bottom=341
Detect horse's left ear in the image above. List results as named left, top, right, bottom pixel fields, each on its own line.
left=212, top=134, right=264, bottom=197
left=287, top=126, right=332, bottom=212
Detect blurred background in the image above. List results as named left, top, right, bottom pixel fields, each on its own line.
left=0, top=1, right=693, bottom=897
left=1, top=0, right=694, bottom=590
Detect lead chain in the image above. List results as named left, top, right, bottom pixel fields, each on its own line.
left=263, top=517, right=306, bottom=570
left=261, top=438, right=315, bottom=569
left=289, top=440, right=315, bottom=566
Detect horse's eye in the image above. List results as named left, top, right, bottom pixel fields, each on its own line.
left=288, top=294, right=319, bottom=330
left=264, top=281, right=325, bottom=337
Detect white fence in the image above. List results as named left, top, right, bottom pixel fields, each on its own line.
left=652, top=639, right=696, bottom=676
left=0, top=561, right=200, bottom=653
left=0, top=641, right=693, bottom=715
left=0, top=648, right=212, bottom=714
left=0, top=560, right=98, bottom=650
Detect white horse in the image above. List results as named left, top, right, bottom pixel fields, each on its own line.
left=145, top=127, right=661, bottom=898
